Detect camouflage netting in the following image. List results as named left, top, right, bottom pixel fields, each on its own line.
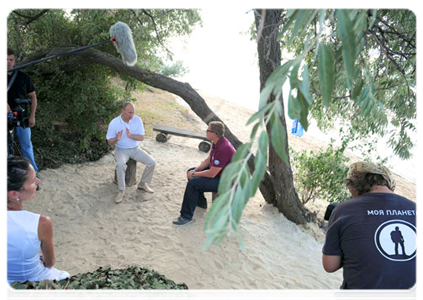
left=10, top=266, right=189, bottom=290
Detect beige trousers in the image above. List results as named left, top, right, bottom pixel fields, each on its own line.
left=114, top=146, right=156, bottom=191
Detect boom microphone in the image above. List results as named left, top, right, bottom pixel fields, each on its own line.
left=109, top=22, right=137, bottom=67
left=7, top=21, right=138, bottom=73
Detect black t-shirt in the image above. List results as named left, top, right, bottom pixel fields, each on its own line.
left=323, top=193, right=416, bottom=289
left=7, top=71, right=35, bottom=111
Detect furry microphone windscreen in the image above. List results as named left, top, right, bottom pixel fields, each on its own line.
left=110, top=22, right=138, bottom=66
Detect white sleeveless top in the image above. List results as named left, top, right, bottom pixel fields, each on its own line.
left=7, top=210, right=70, bottom=284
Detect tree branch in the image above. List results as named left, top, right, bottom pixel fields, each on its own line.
left=138, top=9, right=173, bottom=55
left=366, top=29, right=411, bottom=96
left=12, top=9, right=50, bottom=25
left=374, top=15, right=416, bottom=49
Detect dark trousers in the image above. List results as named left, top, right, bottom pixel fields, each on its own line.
left=180, top=167, right=220, bottom=219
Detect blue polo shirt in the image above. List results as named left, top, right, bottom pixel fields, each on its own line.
left=209, top=136, right=235, bottom=176
left=106, top=114, right=145, bottom=149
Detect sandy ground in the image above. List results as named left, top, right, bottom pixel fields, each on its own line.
left=15, top=93, right=416, bottom=293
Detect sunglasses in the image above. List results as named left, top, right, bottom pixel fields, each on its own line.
left=206, top=129, right=215, bottom=133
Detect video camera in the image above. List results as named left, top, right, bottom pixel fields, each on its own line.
left=8, top=98, right=32, bottom=130
left=324, top=202, right=339, bottom=221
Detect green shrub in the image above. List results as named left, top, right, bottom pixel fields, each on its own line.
left=29, top=66, right=128, bottom=169
left=11, top=266, right=188, bottom=290
left=290, top=143, right=351, bottom=204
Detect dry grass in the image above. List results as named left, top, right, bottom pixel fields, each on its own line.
left=112, top=78, right=203, bottom=137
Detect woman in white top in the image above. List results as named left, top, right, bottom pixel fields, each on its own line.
left=7, top=156, right=70, bottom=284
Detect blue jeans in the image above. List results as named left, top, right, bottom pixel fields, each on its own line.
left=180, top=167, right=220, bottom=220
left=14, top=126, right=39, bottom=173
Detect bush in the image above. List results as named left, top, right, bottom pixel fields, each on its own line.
left=28, top=66, right=130, bottom=169
left=10, top=266, right=188, bottom=290
left=290, top=144, right=351, bottom=204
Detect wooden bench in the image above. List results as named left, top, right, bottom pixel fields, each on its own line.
left=153, top=124, right=212, bottom=153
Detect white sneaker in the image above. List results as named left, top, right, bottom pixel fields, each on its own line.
left=115, top=191, right=125, bottom=203
left=138, top=183, right=154, bottom=193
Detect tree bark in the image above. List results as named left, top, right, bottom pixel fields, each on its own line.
left=255, top=9, right=314, bottom=224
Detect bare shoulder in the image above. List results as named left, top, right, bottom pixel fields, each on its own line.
left=38, top=215, right=53, bottom=236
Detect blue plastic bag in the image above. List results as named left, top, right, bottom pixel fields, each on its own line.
left=291, top=119, right=304, bottom=137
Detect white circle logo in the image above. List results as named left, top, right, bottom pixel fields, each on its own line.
left=374, top=219, right=416, bottom=262
left=214, top=160, right=220, bottom=166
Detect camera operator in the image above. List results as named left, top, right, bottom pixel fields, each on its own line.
left=7, top=48, right=39, bottom=177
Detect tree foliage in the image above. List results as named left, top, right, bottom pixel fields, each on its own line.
left=290, top=144, right=350, bottom=204
left=205, top=9, right=416, bottom=247
left=279, top=9, right=416, bottom=159
left=7, top=9, right=201, bottom=168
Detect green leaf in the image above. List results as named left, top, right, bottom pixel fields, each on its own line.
left=217, top=162, right=241, bottom=194
left=297, top=91, right=310, bottom=131
left=250, top=131, right=268, bottom=194
left=362, top=97, right=374, bottom=116
left=247, top=102, right=273, bottom=125
left=346, top=10, right=359, bottom=22
left=275, top=97, right=283, bottom=116
left=337, top=10, right=357, bottom=90
left=206, top=191, right=230, bottom=220
left=368, top=10, right=378, bottom=29
left=258, top=83, right=274, bottom=110
left=270, top=117, right=288, bottom=165
left=231, top=142, right=251, bottom=163
left=317, top=44, right=334, bottom=107
left=263, top=60, right=296, bottom=105
left=279, top=10, right=299, bottom=38
left=231, top=183, right=249, bottom=223
left=249, top=122, right=260, bottom=140
left=289, top=61, right=301, bottom=89
left=239, top=166, right=251, bottom=187
left=287, top=91, right=301, bottom=120
left=317, top=9, right=327, bottom=37
left=352, top=77, right=364, bottom=100
left=288, top=10, right=318, bottom=44
left=355, top=86, right=369, bottom=106
left=299, top=65, right=312, bottom=105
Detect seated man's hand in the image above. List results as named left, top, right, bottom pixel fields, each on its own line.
left=187, top=170, right=195, bottom=180
left=116, top=130, right=123, bottom=140
left=125, top=127, right=132, bottom=139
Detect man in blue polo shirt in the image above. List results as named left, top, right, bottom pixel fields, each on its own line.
left=107, top=102, right=156, bottom=203
left=173, top=121, right=235, bottom=226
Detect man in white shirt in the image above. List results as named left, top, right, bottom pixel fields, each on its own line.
left=106, top=102, right=156, bottom=203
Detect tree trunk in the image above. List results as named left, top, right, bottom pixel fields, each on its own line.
left=255, top=9, right=314, bottom=224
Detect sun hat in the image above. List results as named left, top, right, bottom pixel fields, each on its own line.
left=346, top=161, right=396, bottom=191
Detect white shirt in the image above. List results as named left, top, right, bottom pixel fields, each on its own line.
left=106, top=114, right=145, bottom=149
left=7, top=210, right=70, bottom=284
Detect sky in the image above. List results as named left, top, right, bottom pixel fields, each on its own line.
left=169, top=7, right=260, bottom=111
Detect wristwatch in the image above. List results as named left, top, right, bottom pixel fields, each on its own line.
left=192, top=172, right=195, bottom=178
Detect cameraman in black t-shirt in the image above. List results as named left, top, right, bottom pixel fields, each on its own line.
left=322, top=161, right=416, bottom=289
left=7, top=48, right=39, bottom=176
